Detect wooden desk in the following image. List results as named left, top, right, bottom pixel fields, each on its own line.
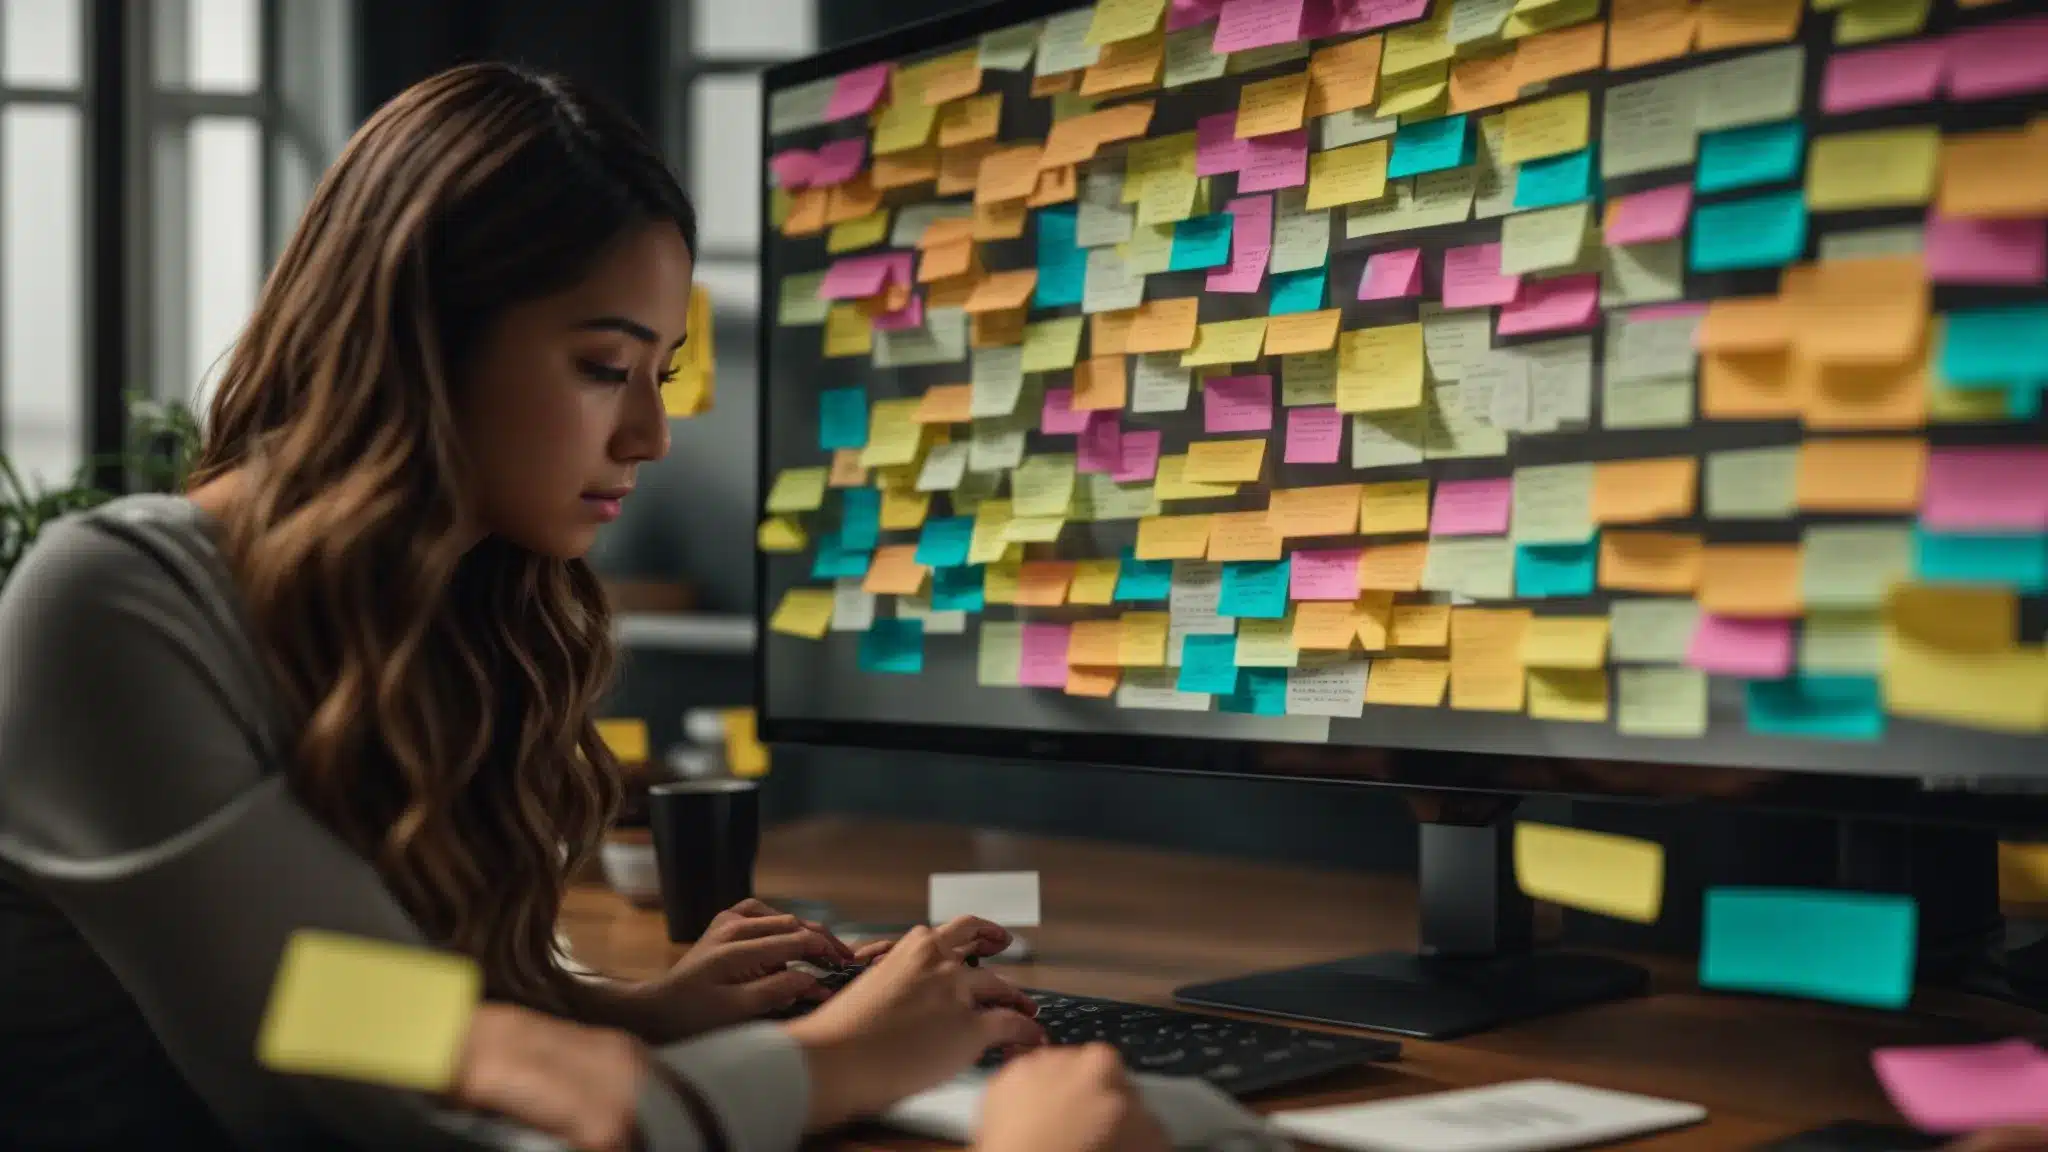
left=560, top=817, right=2042, bottom=1150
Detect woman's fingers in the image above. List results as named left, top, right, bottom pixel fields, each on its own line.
left=709, top=926, right=839, bottom=974
left=975, top=1007, right=1047, bottom=1051
left=735, top=967, right=825, bottom=1015
left=963, top=967, right=1039, bottom=1017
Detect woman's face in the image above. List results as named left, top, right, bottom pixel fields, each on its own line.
left=457, top=221, right=693, bottom=559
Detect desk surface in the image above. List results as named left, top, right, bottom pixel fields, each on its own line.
left=560, top=817, right=2041, bottom=1151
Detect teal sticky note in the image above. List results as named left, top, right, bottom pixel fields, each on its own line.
left=1114, top=550, right=1174, bottom=602
left=1689, top=190, right=1807, bottom=273
left=1219, top=559, right=1290, bottom=618
left=1512, top=147, right=1594, bottom=210
left=1177, top=633, right=1242, bottom=695
left=930, top=565, right=986, bottom=611
left=1168, top=213, right=1235, bottom=272
left=1745, top=676, right=1884, bottom=741
left=1388, top=114, right=1470, bottom=179
left=1939, top=304, right=2048, bottom=387
left=1700, top=887, right=1916, bottom=1009
left=1035, top=206, right=1085, bottom=309
left=1913, top=529, right=2048, bottom=592
left=810, top=531, right=871, bottom=579
left=1695, top=120, right=1804, bottom=195
left=915, top=516, right=974, bottom=567
left=819, top=387, right=869, bottom=451
left=1220, top=667, right=1289, bottom=715
left=2012, top=386, right=2043, bottom=420
left=840, top=488, right=881, bottom=551
left=858, top=618, right=924, bottom=674
left=1515, top=539, right=1598, bottom=598
left=1268, top=268, right=1327, bottom=316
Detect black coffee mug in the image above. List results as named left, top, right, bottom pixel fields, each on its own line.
left=647, top=779, right=760, bottom=942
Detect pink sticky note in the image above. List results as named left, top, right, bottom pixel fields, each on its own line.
left=1945, top=14, right=2048, bottom=102
left=810, top=139, right=868, bottom=186
left=1332, top=0, right=1430, bottom=33
left=1042, top=388, right=1092, bottom=435
left=1285, top=406, right=1344, bottom=464
left=769, top=149, right=818, bottom=189
left=1822, top=39, right=1946, bottom=115
left=1631, top=302, right=1709, bottom=321
left=1358, top=248, right=1424, bottom=300
left=1169, top=0, right=1228, bottom=30
left=1290, top=548, right=1364, bottom=600
left=1197, top=113, right=1253, bottom=177
left=1430, top=478, right=1512, bottom=537
left=819, top=255, right=894, bottom=300
left=1441, top=244, right=1521, bottom=309
left=1497, top=274, right=1600, bottom=336
left=1114, top=428, right=1164, bottom=483
left=1925, top=214, right=2048, bottom=287
left=1686, top=615, right=1794, bottom=678
left=827, top=64, right=891, bottom=121
left=1204, top=374, right=1275, bottom=433
left=1236, top=130, right=1310, bottom=193
left=871, top=293, right=924, bottom=332
left=1214, top=0, right=1309, bottom=52
left=1922, top=447, right=2048, bottom=532
left=882, top=252, right=916, bottom=289
left=1604, top=184, right=1693, bottom=246
left=1208, top=194, right=1276, bottom=293
left=1872, top=1041, right=2048, bottom=1134
left=1077, top=413, right=1124, bottom=473
left=1019, top=623, right=1073, bottom=688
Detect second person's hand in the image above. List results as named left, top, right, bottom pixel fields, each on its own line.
left=975, top=1045, right=1173, bottom=1152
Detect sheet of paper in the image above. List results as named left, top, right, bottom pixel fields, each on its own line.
left=1701, top=888, right=1915, bottom=1009
left=1285, top=660, right=1368, bottom=717
left=1514, top=823, right=1664, bottom=923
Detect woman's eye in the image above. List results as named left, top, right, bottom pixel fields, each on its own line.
left=576, top=359, right=630, bottom=384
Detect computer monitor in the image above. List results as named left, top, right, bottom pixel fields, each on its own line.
left=754, top=0, right=2048, bottom=1038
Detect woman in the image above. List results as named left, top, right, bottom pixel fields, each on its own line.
left=0, top=61, right=1059, bottom=1151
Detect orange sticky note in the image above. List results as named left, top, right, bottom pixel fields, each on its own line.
left=1798, top=332, right=1930, bottom=431
left=1797, top=438, right=1927, bottom=512
left=1591, top=457, right=1698, bottom=524
left=1094, top=100, right=1158, bottom=146
left=1294, top=601, right=1364, bottom=651
left=976, top=144, right=1044, bottom=204
left=1235, top=70, right=1311, bottom=138
left=1358, top=593, right=1395, bottom=651
left=1365, top=658, right=1450, bottom=706
left=938, top=142, right=994, bottom=195
left=1450, top=607, right=1531, bottom=713
left=1359, top=541, right=1430, bottom=591
left=1783, top=257, right=1928, bottom=369
left=938, top=93, right=1004, bottom=148
left=863, top=545, right=931, bottom=596
left=918, top=216, right=976, bottom=250
left=1074, top=355, right=1130, bottom=410
left=1359, top=480, right=1431, bottom=536
left=858, top=279, right=913, bottom=319
left=1305, top=36, right=1383, bottom=117
left=1513, top=22, right=1606, bottom=88
left=1135, top=513, right=1214, bottom=560
left=927, top=270, right=981, bottom=311
left=1031, top=71, right=1079, bottom=96
left=1939, top=128, right=2048, bottom=219
left=1701, top=353, right=1798, bottom=421
left=1042, top=110, right=1105, bottom=168
left=1184, top=438, right=1267, bottom=483
left=829, top=449, right=869, bottom=488
left=1695, top=0, right=1801, bottom=49
left=1068, top=619, right=1125, bottom=666
left=920, top=238, right=976, bottom=283
left=1696, top=295, right=1789, bottom=353
left=1698, top=543, right=1803, bottom=618
left=917, top=49, right=984, bottom=105
left=971, top=309, right=1027, bottom=349
left=1066, top=665, right=1122, bottom=697
left=1119, top=611, right=1171, bottom=666
left=1391, top=603, right=1453, bottom=648
left=973, top=198, right=1028, bottom=240
left=1081, top=30, right=1165, bottom=96
left=1029, top=165, right=1079, bottom=207
left=1265, top=310, right=1343, bottom=355
left=1016, top=560, right=1078, bottom=606
left=826, top=175, right=882, bottom=224
left=1449, top=51, right=1520, bottom=115
left=1608, top=0, right=1697, bottom=69
left=1126, top=297, right=1203, bottom=353
left=965, top=269, right=1039, bottom=314
left=1208, top=510, right=1285, bottom=561
left=1092, top=309, right=1138, bottom=356
left=873, top=147, right=939, bottom=190
left=783, top=187, right=830, bottom=236
left=1271, top=484, right=1364, bottom=537
left=1598, top=531, right=1703, bottom=593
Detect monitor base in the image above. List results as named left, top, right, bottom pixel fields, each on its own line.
left=1174, top=948, right=1649, bottom=1041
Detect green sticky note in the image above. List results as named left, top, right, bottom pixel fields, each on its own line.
left=257, top=930, right=481, bottom=1092
left=1700, top=888, right=1916, bottom=1009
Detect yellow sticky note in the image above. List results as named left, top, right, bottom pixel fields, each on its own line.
left=1022, top=316, right=1088, bottom=372
left=1528, top=668, right=1610, bottom=721
left=1521, top=617, right=1611, bottom=670
left=1888, top=584, right=2017, bottom=653
left=1294, top=601, right=1365, bottom=651
left=860, top=398, right=927, bottom=468
left=1012, top=453, right=1080, bottom=518
left=1120, top=611, right=1171, bottom=666
left=720, top=709, right=769, bottom=779
left=1184, top=438, right=1268, bottom=483
left=827, top=209, right=891, bottom=253
left=757, top=516, right=807, bottom=553
left=1834, top=0, right=1928, bottom=42
left=1375, top=61, right=1449, bottom=118
left=1089, top=0, right=1167, bottom=44
left=1235, top=616, right=1300, bottom=667
left=1069, top=558, right=1122, bottom=605
left=1382, top=0, right=1455, bottom=74
left=881, top=488, right=933, bottom=532
left=1505, top=0, right=1601, bottom=38
left=873, top=95, right=939, bottom=156
left=823, top=303, right=875, bottom=358
left=1155, top=452, right=1240, bottom=500
left=1513, top=824, right=1664, bottom=924
left=1208, top=510, right=1286, bottom=561
left=1307, top=139, right=1391, bottom=211
left=1336, top=323, right=1426, bottom=413
left=1358, top=593, right=1394, bottom=651
left=1884, top=637, right=2048, bottom=735
left=1450, top=607, right=1530, bottom=712
left=1391, top=603, right=1452, bottom=648
left=1236, top=70, right=1311, bottom=138
left=765, top=467, right=829, bottom=513
left=984, top=557, right=1024, bottom=605
left=1807, top=127, right=1940, bottom=212
left=1365, top=657, right=1450, bottom=706
left=1502, top=90, right=1590, bottom=165
left=1591, top=457, right=1697, bottom=524
left=1358, top=479, right=1431, bottom=536
left=1136, top=513, right=1214, bottom=559
left=1182, top=318, right=1270, bottom=366
left=1264, top=310, right=1342, bottom=356
left=1271, top=484, right=1364, bottom=538
left=595, top=718, right=651, bottom=763
left=1939, top=128, right=2048, bottom=219
left=258, top=929, right=481, bottom=1092
left=968, top=499, right=1015, bottom=565
left=2000, top=843, right=2048, bottom=904
left=769, top=588, right=836, bottom=640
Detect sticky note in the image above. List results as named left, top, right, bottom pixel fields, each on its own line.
left=1281, top=406, right=1343, bottom=465
left=1603, top=184, right=1692, bottom=247
left=1290, top=601, right=1359, bottom=651
left=1697, top=543, right=1802, bottom=618
left=1388, top=115, right=1470, bottom=180
left=1700, top=888, right=1916, bottom=1009
left=1601, top=73, right=1698, bottom=180
left=1168, top=213, right=1236, bottom=272
left=1207, top=511, right=1285, bottom=562
left=1807, top=126, right=1940, bottom=212
left=1871, top=1041, right=2048, bottom=1136
left=1183, top=318, right=1271, bottom=366
left=863, top=544, right=929, bottom=597
left=1268, top=267, right=1328, bottom=316
left=1355, top=248, right=1422, bottom=301
left=1127, top=299, right=1203, bottom=355
left=1359, top=540, right=1430, bottom=591
left=1219, top=559, right=1291, bottom=619
left=1618, top=666, right=1709, bottom=737
left=1704, top=446, right=1798, bottom=520
left=1512, top=147, right=1594, bottom=212
left=1691, top=190, right=1807, bottom=272
left=1440, top=243, right=1520, bottom=309
left=1388, top=603, right=1450, bottom=649
left=1796, top=437, right=1927, bottom=512
left=1119, top=611, right=1172, bottom=666
left=1237, top=129, right=1312, bottom=193
left=1940, top=304, right=2048, bottom=387
left=1178, top=632, right=1244, bottom=695
left=1607, top=598, right=1698, bottom=664
left=1183, top=438, right=1268, bottom=485
left=1336, top=323, right=1426, bottom=413
left=1429, top=478, right=1511, bottom=537
left=1354, top=657, right=1441, bottom=706
left=1306, top=34, right=1383, bottom=116
left=1922, top=448, right=2048, bottom=533
left=1011, top=621, right=1070, bottom=689
left=1798, top=525, right=1912, bottom=611
left=1449, top=607, right=1530, bottom=711
left=1514, top=824, right=1664, bottom=924
left=1819, top=39, right=1943, bottom=115
left=1236, top=69, right=1311, bottom=138
left=256, top=929, right=481, bottom=1092
left=1938, top=128, right=2048, bottom=220
left=1499, top=201, right=1591, bottom=276
left=1234, top=615, right=1301, bottom=667
left=1517, top=540, right=1599, bottom=598
left=1944, top=14, right=2048, bottom=101
left=1496, top=273, right=1599, bottom=337
left=1746, top=675, right=1884, bottom=741
left=1695, top=0, right=1801, bottom=49
left=1307, top=139, right=1391, bottom=210
left=1591, top=458, right=1697, bottom=526
left=1914, top=530, right=2048, bottom=593
left=1696, top=119, right=1803, bottom=194
left=858, top=618, right=925, bottom=675
left=1687, top=613, right=1794, bottom=678
left=1925, top=215, right=2048, bottom=287
left=1286, top=548, right=1361, bottom=601
left=1136, top=513, right=1215, bottom=560
left=1502, top=91, right=1590, bottom=165
left=1220, top=667, right=1290, bottom=715
left=1521, top=617, right=1609, bottom=670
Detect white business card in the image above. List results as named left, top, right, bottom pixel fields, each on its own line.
left=928, top=871, right=1040, bottom=928
left=1271, top=1079, right=1706, bottom=1152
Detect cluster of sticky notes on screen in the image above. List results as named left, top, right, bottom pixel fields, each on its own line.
left=257, top=930, right=482, bottom=1092
left=761, top=0, right=2048, bottom=745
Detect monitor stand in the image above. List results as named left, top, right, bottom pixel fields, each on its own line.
left=1173, top=796, right=1649, bottom=1040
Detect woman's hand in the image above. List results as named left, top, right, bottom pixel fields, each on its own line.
left=450, top=1002, right=645, bottom=1152
left=707, top=898, right=858, bottom=965
left=784, top=926, right=1046, bottom=1132
left=975, top=1045, right=1172, bottom=1152
left=854, top=914, right=1013, bottom=964
left=646, top=909, right=845, bottom=1037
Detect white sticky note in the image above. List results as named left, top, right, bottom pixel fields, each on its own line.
left=1273, top=1079, right=1707, bottom=1152
left=930, top=871, right=1042, bottom=927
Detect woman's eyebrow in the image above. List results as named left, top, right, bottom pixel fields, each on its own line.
left=571, top=315, right=660, bottom=343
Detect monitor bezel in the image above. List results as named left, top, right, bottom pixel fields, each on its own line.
left=752, top=0, right=2048, bottom=832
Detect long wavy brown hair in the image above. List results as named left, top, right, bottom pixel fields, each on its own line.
left=187, top=63, right=696, bottom=1009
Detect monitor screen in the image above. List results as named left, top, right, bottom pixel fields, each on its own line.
left=754, top=0, right=2048, bottom=814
